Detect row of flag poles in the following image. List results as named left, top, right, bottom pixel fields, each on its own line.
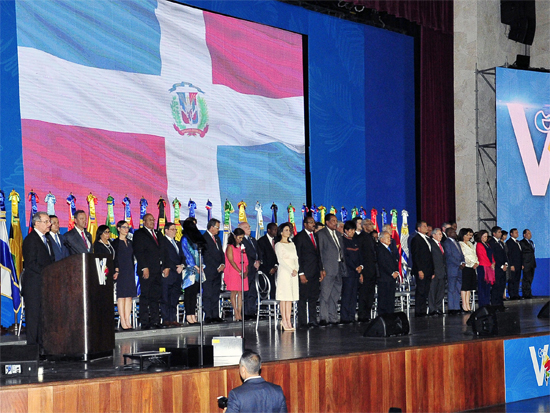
left=0, top=188, right=412, bottom=327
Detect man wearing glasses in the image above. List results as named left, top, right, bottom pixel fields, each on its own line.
left=22, top=212, right=55, bottom=346
left=202, top=218, right=225, bottom=323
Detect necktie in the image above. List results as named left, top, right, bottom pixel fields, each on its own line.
left=271, top=237, right=275, bottom=249
left=81, top=231, right=88, bottom=249
left=55, top=234, right=61, bottom=249
left=438, top=242, right=444, bottom=254
left=212, top=234, right=218, bottom=249
left=310, top=232, right=316, bottom=248
left=151, top=229, right=158, bottom=245
left=172, top=239, right=178, bottom=252
left=331, top=230, right=342, bottom=260
left=516, top=240, right=521, bottom=251
left=43, top=235, right=51, bottom=255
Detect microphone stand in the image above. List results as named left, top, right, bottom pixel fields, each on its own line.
left=240, top=244, right=246, bottom=352
left=198, top=245, right=204, bottom=367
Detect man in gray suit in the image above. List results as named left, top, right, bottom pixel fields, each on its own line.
left=428, top=228, right=446, bottom=315
left=316, top=213, right=345, bottom=325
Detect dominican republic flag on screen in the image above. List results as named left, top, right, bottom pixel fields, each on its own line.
left=15, top=0, right=306, bottom=227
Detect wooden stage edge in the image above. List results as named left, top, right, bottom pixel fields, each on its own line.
left=1, top=332, right=548, bottom=413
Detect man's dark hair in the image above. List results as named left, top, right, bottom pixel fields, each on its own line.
left=445, top=227, right=454, bottom=236
left=49, top=214, right=58, bottom=220
left=325, top=213, right=336, bottom=222
left=343, top=220, right=356, bottom=231
left=207, top=218, right=220, bottom=230
left=523, top=228, right=530, bottom=235
left=509, top=228, right=518, bottom=235
left=74, top=209, right=86, bottom=220
left=352, top=216, right=362, bottom=225
left=240, top=350, right=261, bottom=375
left=165, top=222, right=175, bottom=230
left=491, top=226, right=502, bottom=235
left=416, top=221, right=426, bottom=231
left=266, top=222, right=278, bottom=232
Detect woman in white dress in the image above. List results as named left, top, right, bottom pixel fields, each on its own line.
left=275, top=222, right=299, bottom=331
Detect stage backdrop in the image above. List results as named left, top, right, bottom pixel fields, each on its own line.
left=496, top=67, right=550, bottom=296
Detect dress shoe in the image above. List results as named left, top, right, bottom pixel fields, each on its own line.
left=141, top=325, right=151, bottom=331
left=204, top=317, right=213, bottom=324
left=357, top=317, right=370, bottom=323
left=436, top=311, right=444, bottom=316
left=319, top=320, right=329, bottom=327
left=510, top=296, right=520, bottom=301
left=523, top=295, right=533, bottom=299
left=341, top=320, right=353, bottom=325
left=161, top=321, right=172, bottom=328
left=429, top=311, right=438, bottom=317
left=153, top=323, right=163, bottom=329
left=415, top=313, right=427, bottom=318
left=448, top=310, right=458, bottom=315
left=244, top=315, right=255, bottom=321
left=307, top=322, right=319, bottom=328
left=496, top=305, right=507, bottom=312
left=215, top=317, right=226, bottom=323
left=171, top=321, right=182, bottom=327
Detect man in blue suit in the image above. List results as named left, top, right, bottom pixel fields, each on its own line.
left=46, top=215, right=69, bottom=261
left=226, top=350, right=287, bottom=413
left=442, top=227, right=465, bottom=315
left=162, top=222, right=186, bottom=327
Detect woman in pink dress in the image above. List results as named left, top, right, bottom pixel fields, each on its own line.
left=225, top=227, right=249, bottom=321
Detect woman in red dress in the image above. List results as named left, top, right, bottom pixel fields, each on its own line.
left=224, top=228, right=249, bottom=321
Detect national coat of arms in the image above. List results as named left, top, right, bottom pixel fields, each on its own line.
left=169, top=82, right=209, bottom=137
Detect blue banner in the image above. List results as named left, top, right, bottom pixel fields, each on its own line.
left=504, top=334, right=550, bottom=402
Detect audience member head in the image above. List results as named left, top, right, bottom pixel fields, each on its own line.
left=500, top=230, right=508, bottom=242
left=475, top=229, right=489, bottom=244
left=185, top=216, right=197, bottom=225
left=362, top=219, right=374, bottom=233
left=442, top=222, right=451, bottom=234
left=277, top=222, right=293, bottom=242
left=303, top=216, right=315, bottom=232
left=32, top=212, right=51, bottom=234
left=239, top=222, right=251, bottom=237
left=491, top=226, right=502, bottom=239
left=239, top=350, right=261, bottom=380
left=266, top=222, right=278, bottom=238
left=450, top=221, right=457, bottom=231
left=382, top=224, right=392, bottom=234
left=336, top=221, right=344, bottom=234
left=206, top=218, right=220, bottom=235
left=142, top=213, right=155, bottom=230
left=343, top=220, right=356, bottom=238
left=227, top=227, right=245, bottom=248
left=314, top=222, right=324, bottom=232
left=74, top=210, right=87, bottom=230
left=96, top=225, right=110, bottom=244
left=458, top=228, right=473, bottom=243
left=416, top=221, right=428, bottom=235
left=523, top=229, right=532, bottom=240
left=49, top=215, right=60, bottom=234
left=371, top=231, right=379, bottom=242
left=427, top=225, right=433, bottom=237
left=380, top=231, right=391, bottom=246
left=445, top=227, right=457, bottom=240
left=116, top=220, right=130, bottom=238
left=352, top=217, right=363, bottom=232
left=164, top=222, right=177, bottom=239
left=325, top=214, right=337, bottom=230
left=432, top=227, right=442, bottom=242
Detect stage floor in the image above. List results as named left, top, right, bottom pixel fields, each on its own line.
left=1, top=297, right=549, bottom=387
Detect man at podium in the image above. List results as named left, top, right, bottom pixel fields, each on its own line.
left=22, top=212, right=55, bottom=346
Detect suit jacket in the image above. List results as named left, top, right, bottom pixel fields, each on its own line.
left=410, top=233, right=434, bottom=277
left=257, top=235, right=278, bottom=276
left=376, top=242, right=399, bottom=283
left=430, top=239, right=447, bottom=279
left=162, top=236, right=186, bottom=275
left=21, top=230, right=55, bottom=294
left=519, top=238, right=536, bottom=269
left=242, top=235, right=260, bottom=275
left=488, top=237, right=508, bottom=270
left=64, top=227, right=93, bottom=255
left=202, top=230, right=225, bottom=279
left=226, top=377, right=287, bottom=413
left=133, top=227, right=164, bottom=274
left=442, top=237, right=464, bottom=278
left=506, top=238, right=523, bottom=271
left=356, top=231, right=377, bottom=278
left=46, top=231, right=69, bottom=262
left=293, top=230, right=322, bottom=279
left=317, top=227, right=345, bottom=275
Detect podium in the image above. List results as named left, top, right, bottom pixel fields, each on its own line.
left=41, top=253, right=115, bottom=360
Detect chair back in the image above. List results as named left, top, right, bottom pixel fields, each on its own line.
left=256, top=271, right=271, bottom=301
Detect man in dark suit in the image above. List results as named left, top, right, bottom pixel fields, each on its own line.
left=161, top=222, right=185, bottom=327
left=46, top=215, right=69, bottom=261
left=356, top=219, right=377, bottom=322
left=22, top=212, right=55, bottom=346
left=410, top=221, right=434, bottom=317
left=506, top=228, right=523, bottom=300
left=133, top=213, right=164, bottom=329
left=257, top=223, right=279, bottom=299
left=63, top=210, right=92, bottom=255
left=240, top=222, right=260, bottom=320
left=428, top=228, right=446, bottom=315
left=442, top=227, right=465, bottom=315
left=317, top=213, right=345, bottom=325
left=226, top=350, right=287, bottom=413
left=519, top=229, right=536, bottom=299
left=376, top=231, right=399, bottom=316
left=202, top=218, right=225, bottom=322
left=294, top=216, right=322, bottom=327
left=488, top=226, right=508, bottom=310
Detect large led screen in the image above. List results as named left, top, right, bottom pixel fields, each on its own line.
left=496, top=67, right=550, bottom=295
left=15, top=0, right=306, bottom=227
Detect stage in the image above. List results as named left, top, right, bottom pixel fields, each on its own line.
left=1, top=298, right=549, bottom=412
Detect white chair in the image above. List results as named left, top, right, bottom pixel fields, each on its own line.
left=256, top=272, right=279, bottom=330
left=17, top=297, right=25, bottom=337
left=395, top=290, right=411, bottom=319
